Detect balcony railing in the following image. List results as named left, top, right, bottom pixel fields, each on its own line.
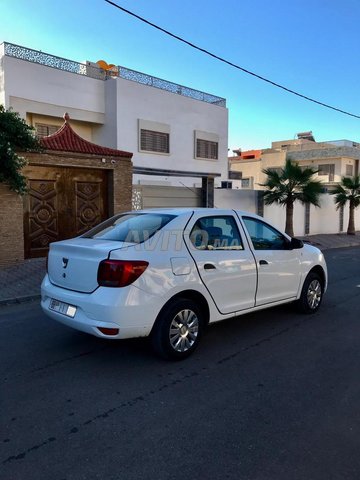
left=2, top=42, right=226, bottom=107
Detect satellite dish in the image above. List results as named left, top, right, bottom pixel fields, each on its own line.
left=96, top=60, right=109, bottom=70
left=96, top=60, right=119, bottom=77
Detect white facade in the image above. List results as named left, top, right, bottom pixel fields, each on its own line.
left=0, top=42, right=228, bottom=187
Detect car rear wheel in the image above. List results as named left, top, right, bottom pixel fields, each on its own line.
left=297, top=272, right=323, bottom=314
left=151, top=298, right=204, bottom=360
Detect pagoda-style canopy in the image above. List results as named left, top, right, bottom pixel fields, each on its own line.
left=40, top=113, right=132, bottom=158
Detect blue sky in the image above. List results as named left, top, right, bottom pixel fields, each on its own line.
left=1, top=0, right=360, bottom=150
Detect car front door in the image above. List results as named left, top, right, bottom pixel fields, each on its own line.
left=240, top=216, right=302, bottom=306
left=184, top=213, right=257, bottom=314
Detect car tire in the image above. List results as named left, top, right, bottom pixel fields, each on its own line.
left=151, top=298, right=204, bottom=360
left=297, top=272, right=323, bottom=314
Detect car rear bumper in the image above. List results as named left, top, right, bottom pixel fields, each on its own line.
left=41, top=274, right=160, bottom=339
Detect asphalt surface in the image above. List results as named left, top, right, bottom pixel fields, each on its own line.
left=1, top=247, right=360, bottom=480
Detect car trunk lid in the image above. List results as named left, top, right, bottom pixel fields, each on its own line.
left=47, top=238, right=135, bottom=293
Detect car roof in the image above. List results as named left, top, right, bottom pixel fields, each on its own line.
left=128, top=208, right=259, bottom=217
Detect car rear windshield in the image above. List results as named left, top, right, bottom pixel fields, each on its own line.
left=82, top=213, right=176, bottom=243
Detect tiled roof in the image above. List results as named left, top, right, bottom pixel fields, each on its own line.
left=40, top=114, right=132, bottom=158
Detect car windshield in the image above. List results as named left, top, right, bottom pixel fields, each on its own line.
left=82, top=213, right=176, bottom=243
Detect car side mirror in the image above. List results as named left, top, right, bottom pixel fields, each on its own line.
left=289, top=237, right=304, bottom=249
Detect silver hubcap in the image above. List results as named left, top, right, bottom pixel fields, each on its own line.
left=307, top=280, right=322, bottom=309
left=169, top=309, right=199, bottom=353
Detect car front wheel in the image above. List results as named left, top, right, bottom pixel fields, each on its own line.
left=297, top=272, right=323, bottom=314
left=151, top=298, right=204, bottom=360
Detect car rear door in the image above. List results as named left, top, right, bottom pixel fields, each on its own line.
left=184, top=212, right=257, bottom=314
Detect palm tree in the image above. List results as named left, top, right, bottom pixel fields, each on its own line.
left=330, top=175, right=360, bottom=235
left=261, top=159, right=323, bottom=237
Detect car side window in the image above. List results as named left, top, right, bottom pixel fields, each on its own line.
left=242, top=217, right=288, bottom=250
left=190, top=216, right=244, bottom=250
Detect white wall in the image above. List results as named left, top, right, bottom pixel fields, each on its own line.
left=214, top=189, right=360, bottom=235
left=308, top=194, right=345, bottom=234
left=263, top=201, right=306, bottom=236
left=112, top=77, right=228, bottom=186
left=2, top=56, right=105, bottom=123
left=214, top=189, right=257, bottom=213
left=263, top=202, right=287, bottom=233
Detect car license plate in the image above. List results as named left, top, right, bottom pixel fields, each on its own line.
left=49, top=299, right=77, bottom=318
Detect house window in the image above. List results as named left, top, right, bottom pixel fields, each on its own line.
left=242, top=178, right=251, bottom=188
left=221, top=181, right=232, bottom=189
left=194, top=130, right=219, bottom=160
left=196, top=139, right=218, bottom=160
left=138, top=120, right=170, bottom=154
left=35, top=123, right=59, bottom=138
left=318, top=164, right=335, bottom=181
left=346, top=164, right=354, bottom=177
left=140, top=129, right=169, bottom=154
left=229, top=171, right=242, bottom=180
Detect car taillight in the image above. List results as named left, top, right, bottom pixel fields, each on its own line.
left=97, top=260, right=149, bottom=288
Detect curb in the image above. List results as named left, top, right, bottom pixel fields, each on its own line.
left=0, top=294, right=41, bottom=307
left=301, top=241, right=360, bottom=251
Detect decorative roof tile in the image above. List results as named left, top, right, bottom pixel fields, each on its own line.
left=40, top=113, right=132, bottom=158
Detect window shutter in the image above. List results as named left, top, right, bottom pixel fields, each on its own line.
left=35, top=123, right=59, bottom=138
left=346, top=164, right=353, bottom=176
left=140, top=129, right=169, bottom=153
left=196, top=139, right=218, bottom=159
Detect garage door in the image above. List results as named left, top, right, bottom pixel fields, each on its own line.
left=24, top=166, right=108, bottom=258
left=132, top=185, right=202, bottom=210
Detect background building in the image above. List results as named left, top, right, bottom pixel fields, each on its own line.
left=229, top=132, right=360, bottom=190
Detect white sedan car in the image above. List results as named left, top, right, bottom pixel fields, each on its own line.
left=41, top=208, right=327, bottom=359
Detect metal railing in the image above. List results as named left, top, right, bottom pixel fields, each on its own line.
left=3, top=42, right=226, bottom=107
left=118, top=65, right=226, bottom=106
left=3, top=42, right=102, bottom=78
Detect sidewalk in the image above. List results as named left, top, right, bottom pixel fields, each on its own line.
left=0, top=258, right=46, bottom=305
left=1, top=233, right=360, bottom=305
left=298, top=232, right=360, bottom=250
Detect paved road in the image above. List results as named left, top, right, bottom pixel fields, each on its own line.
left=1, top=247, right=360, bottom=480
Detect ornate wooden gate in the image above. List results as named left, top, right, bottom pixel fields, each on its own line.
left=24, top=166, right=108, bottom=258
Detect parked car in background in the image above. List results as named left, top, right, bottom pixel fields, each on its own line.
left=41, top=208, right=328, bottom=359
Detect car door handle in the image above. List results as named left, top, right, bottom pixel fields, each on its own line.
left=259, top=260, right=268, bottom=265
left=204, top=263, right=216, bottom=270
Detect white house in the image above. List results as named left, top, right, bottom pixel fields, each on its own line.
left=0, top=42, right=228, bottom=198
